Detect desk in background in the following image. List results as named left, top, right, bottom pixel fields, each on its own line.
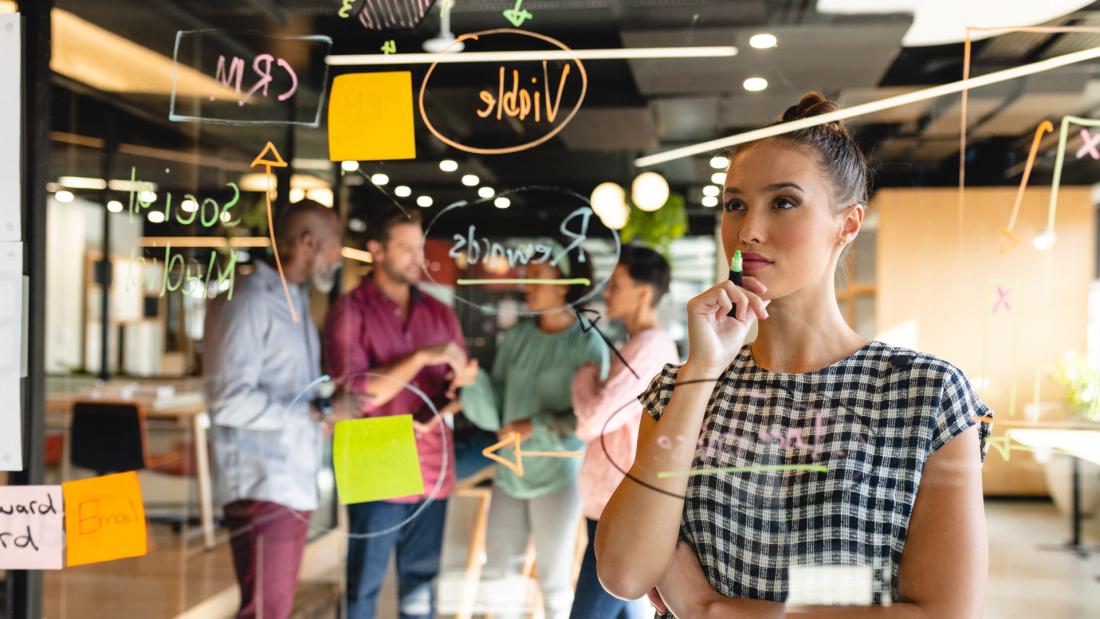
left=47, top=391, right=216, bottom=550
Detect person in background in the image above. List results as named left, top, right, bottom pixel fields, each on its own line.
left=204, top=200, right=349, bottom=619
left=457, top=250, right=610, bottom=619
left=569, top=245, right=679, bottom=619
left=324, top=205, right=476, bottom=619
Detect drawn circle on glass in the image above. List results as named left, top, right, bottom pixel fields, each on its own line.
left=418, top=28, right=589, bottom=155
left=419, top=185, right=620, bottom=317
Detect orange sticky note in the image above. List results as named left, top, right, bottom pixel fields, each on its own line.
left=63, top=472, right=147, bottom=567
left=328, top=71, right=417, bottom=161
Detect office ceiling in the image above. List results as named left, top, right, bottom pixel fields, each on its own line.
left=48, top=0, right=1100, bottom=237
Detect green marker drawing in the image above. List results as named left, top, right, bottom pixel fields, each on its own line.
left=657, top=463, right=828, bottom=479
left=457, top=278, right=590, bottom=286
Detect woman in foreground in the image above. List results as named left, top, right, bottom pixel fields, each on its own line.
left=596, top=93, right=991, bottom=618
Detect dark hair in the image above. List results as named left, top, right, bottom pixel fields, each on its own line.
left=745, top=92, right=870, bottom=208
left=365, top=204, right=421, bottom=244
left=618, top=245, right=671, bottom=307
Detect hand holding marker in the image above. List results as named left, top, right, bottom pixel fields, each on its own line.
left=726, top=249, right=743, bottom=318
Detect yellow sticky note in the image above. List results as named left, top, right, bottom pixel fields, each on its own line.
left=328, top=71, right=417, bottom=161
left=63, top=472, right=147, bottom=567
left=334, top=415, right=424, bottom=504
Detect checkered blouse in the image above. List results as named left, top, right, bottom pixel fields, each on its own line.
left=640, top=340, right=991, bottom=607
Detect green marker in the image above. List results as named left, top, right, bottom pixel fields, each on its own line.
left=727, top=249, right=742, bottom=317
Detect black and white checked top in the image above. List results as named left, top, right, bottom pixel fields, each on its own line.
left=640, top=340, right=991, bottom=606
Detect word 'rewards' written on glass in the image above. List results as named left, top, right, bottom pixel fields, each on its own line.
left=169, top=30, right=332, bottom=126
left=422, top=187, right=621, bottom=317
left=124, top=166, right=240, bottom=300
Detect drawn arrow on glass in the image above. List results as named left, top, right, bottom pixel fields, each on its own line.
left=1000, top=120, right=1054, bottom=255
left=251, top=141, right=298, bottom=323
left=502, top=0, right=533, bottom=28
left=575, top=308, right=640, bottom=379
left=482, top=432, right=582, bottom=477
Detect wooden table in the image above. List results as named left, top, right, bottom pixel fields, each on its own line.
left=47, top=393, right=216, bottom=550
left=1007, top=428, right=1100, bottom=556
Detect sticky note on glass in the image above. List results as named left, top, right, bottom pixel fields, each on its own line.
left=0, top=485, right=64, bottom=570
left=334, top=415, right=424, bottom=504
left=63, top=471, right=147, bottom=567
left=328, top=71, right=416, bottom=162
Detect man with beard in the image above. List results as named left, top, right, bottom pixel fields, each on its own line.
left=324, top=205, right=475, bottom=619
left=204, top=200, right=349, bottom=619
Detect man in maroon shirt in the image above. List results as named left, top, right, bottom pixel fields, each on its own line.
left=324, top=206, right=475, bottom=619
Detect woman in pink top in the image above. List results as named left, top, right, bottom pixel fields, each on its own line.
left=570, top=245, right=680, bottom=619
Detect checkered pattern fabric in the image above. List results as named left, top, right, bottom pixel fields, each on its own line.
left=639, top=340, right=991, bottom=607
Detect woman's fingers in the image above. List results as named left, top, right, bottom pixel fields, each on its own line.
left=740, top=275, right=768, bottom=297
left=717, top=280, right=769, bottom=321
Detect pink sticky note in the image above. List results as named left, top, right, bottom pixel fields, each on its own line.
left=0, top=485, right=64, bottom=570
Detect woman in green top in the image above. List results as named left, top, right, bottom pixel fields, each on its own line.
left=460, top=257, right=610, bottom=619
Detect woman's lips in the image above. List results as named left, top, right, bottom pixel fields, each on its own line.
left=743, top=259, right=772, bottom=270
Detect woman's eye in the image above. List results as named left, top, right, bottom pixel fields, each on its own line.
left=774, top=197, right=798, bottom=209
left=723, top=200, right=745, bottom=213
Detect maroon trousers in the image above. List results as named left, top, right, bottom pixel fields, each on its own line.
left=224, top=500, right=313, bottom=619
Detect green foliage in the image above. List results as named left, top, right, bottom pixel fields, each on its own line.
left=1050, top=351, right=1100, bottom=422
left=619, top=193, right=688, bottom=258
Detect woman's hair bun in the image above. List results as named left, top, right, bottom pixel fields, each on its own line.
left=781, top=92, right=849, bottom=139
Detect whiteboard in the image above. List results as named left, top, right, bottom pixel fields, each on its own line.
left=0, top=242, right=23, bottom=471
left=0, top=13, right=18, bottom=243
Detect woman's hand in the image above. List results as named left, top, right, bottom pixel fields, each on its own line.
left=498, top=418, right=533, bottom=441
left=684, top=276, right=769, bottom=372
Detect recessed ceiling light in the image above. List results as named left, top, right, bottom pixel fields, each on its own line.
left=702, top=185, right=721, bottom=197
left=106, top=200, right=123, bottom=213
left=711, top=172, right=726, bottom=185
left=743, top=77, right=768, bottom=92
left=701, top=195, right=719, bottom=208
left=370, top=173, right=389, bottom=186
left=58, top=176, right=107, bottom=190
left=417, top=195, right=434, bottom=208
left=394, top=185, right=412, bottom=198
left=478, top=186, right=495, bottom=199
left=340, top=160, right=360, bottom=172
left=461, top=174, right=480, bottom=187
left=709, top=155, right=729, bottom=169
left=439, top=159, right=458, bottom=173
left=349, top=218, right=367, bottom=232
left=749, top=33, right=778, bottom=49
left=55, top=190, right=75, bottom=203
left=220, top=210, right=233, bottom=223
left=494, top=196, right=511, bottom=209
left=181, top=198, right=198, bottom=212
left=147, top=210, right=165, bottom=223
left=139, top=190, right=157, bottom=203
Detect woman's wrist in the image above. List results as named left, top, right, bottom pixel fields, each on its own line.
left=680, top=359, right=726, bottom=382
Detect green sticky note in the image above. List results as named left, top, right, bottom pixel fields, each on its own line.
left=333, top=415, right=424, bottom=504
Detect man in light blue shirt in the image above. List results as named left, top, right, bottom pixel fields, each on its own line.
left=203, top=200, right=346, bottom=619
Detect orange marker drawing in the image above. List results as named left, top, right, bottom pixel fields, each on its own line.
left=251, top=141, right=298, bottom=323
left=481, top=432, right=582, bottom=477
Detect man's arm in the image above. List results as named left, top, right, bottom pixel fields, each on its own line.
left=204, top=296, right=307, bottom=430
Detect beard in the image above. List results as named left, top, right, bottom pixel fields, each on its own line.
left=311, top=252, right=341, bottom=293
left=381, top=259, right=418, bottom=286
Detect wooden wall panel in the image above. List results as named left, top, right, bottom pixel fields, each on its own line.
left=874, top=187, right=1095, bottom=495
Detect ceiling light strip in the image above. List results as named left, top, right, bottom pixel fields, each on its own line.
left=325, top=46, right=737, bottom=66
left=635, top=43, right=1100, bottom=167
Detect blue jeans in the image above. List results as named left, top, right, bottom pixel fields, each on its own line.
left=345, top=499, right=448, bottom=619
left=569, top=518, right=649, bottom=619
